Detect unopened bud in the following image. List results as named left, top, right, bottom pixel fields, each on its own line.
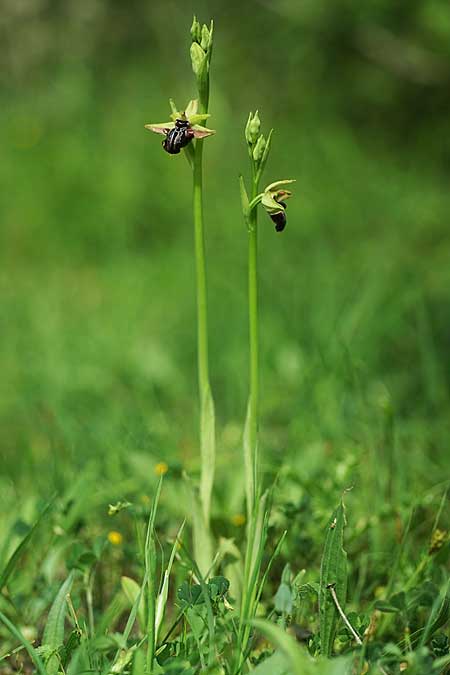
left=253, top=134, right=266, bottom=162
left=190, top=41, right=207, bottom=77
left=200, top=24, right=210, bottom=51
left=248, top=111, right=261, bottom=144
left=190, top=16, right=201, bottom=43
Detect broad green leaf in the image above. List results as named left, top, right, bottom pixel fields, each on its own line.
left=121, top=576, right=146, bottom=633
left=0, top=610, right=47, bottom=675
left=319, top=501, right=348, bottom=657
left=42, top=571, right=74, bottom=675
left=0, top=498, right=54, bottom=592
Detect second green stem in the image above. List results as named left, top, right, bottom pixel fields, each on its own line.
left=246, top=175, right=260, bottom=516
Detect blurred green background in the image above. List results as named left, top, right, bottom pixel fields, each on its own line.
left=1, top=0, right=449, bottom=524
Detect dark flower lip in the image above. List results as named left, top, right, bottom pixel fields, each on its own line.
left=270, top=201, right=287, bottom=232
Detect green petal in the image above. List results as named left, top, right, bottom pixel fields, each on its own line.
left=188, top=113, right=210, bottom=125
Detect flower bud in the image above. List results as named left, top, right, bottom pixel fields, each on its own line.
left=261, top=180, right=295, bottom=233
left=248, top=111, right=261, bottom=144
left=253, top=134, right=266, bottom=162
left=190, top=41, right=207, bottom=78
left=201, top=24, right=210, bottom=51
left=190, top=16, right=201, bottom=43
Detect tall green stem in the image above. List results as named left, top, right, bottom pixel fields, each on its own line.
left=235, top=170, right=262, bottom=674
left=248, top=184, right=259, bottom=482
left=193, top=140, right=209, bottom=397
left=192, top=93, right=215, bottom=575
left=244, top=172, right=260, bottom=518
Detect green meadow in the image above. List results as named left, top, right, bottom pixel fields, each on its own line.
left=1, top=2, right=449, bottom=673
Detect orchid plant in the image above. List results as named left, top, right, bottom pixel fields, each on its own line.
left=145, top=18, right=216, bottom=578
left=236, top=113, right=295, bottom=670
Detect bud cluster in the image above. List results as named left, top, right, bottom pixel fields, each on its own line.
left=190, top=17, right=214, bottom=109
left=244, top=111, right=273, bottom=180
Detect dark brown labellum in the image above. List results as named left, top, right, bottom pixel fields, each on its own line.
left=163, top=119, right=195, bottom=154
left=270, top=201, right=287, bottom=232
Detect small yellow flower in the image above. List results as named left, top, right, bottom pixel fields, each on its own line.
left=231, top=513, right=246, bottom=527
left=140, top=494, right=151, bottom=505
left=108, top=531, right=123, bottom=546
left=154, top=461, right=169, bottom=476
